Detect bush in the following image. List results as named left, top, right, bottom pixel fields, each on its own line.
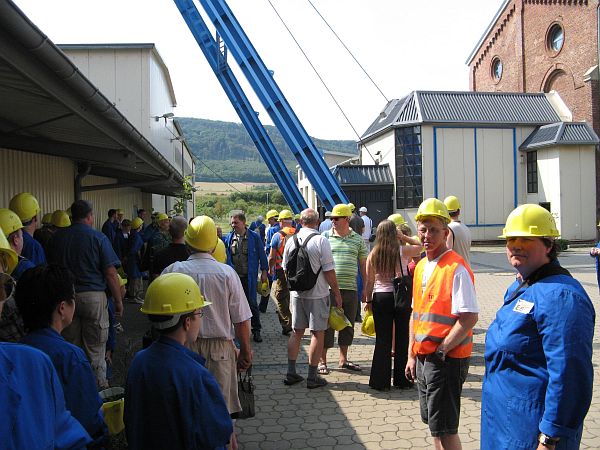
left=556, top=238, right=569, bottom=252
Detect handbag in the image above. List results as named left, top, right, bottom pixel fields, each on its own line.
left=392, top=253, right=412, bottom=308
left=237, top=366, right=255, bottom=419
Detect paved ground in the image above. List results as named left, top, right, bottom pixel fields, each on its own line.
left=114, top=247, right=600, bottom=449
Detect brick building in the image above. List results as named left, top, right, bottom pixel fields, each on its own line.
left=467, top=0, right=600, bottom=222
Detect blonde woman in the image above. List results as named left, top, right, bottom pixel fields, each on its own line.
left=364, top=220, right=420, bottom=390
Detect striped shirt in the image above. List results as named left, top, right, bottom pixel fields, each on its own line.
left=322, top=229, right=368, bottom=290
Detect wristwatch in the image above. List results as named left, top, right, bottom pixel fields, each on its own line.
left=538, top=433, right=560, bottom=447
left=435, top=348, right=446, bottom=361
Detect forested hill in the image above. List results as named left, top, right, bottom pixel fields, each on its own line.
left=177, top=117, right=357, bottom=183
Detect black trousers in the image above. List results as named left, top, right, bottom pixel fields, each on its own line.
left=239, top=276, right=261, bottom=332
left=369, top=291, right=412, bottom=389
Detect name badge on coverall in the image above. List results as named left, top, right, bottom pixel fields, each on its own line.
left=513, top=299, right=534, bottom=314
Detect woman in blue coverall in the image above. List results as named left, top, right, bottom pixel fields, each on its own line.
left=481, top=205, right=595, bottom=450
left=15, top=264, right=108, bottom=446
left=0, top=228, right=92, bottom=449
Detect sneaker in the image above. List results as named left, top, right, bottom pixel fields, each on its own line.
left=253, top=331, right=263, bottom=343
left=283, top=373, right=304, bottom=386
left=306, top=376, right=328, bottom=389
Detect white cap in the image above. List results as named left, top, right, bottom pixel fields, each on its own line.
left=359, top=207, right=367, bottom=213
left=257, top=215, right=264, bottom=221
left=325, top=211, right=332, bottom=217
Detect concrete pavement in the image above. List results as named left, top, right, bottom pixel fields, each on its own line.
left=235, top=247, right=600, bottom=449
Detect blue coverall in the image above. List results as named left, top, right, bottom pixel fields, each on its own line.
left=21, top=328, right=107, bottom=444
left=21, top=231, right=46, bottom=266
left=0, top=342, right=92, bottom=449
left=481, top=265, right=595, bottom=449
left=124, top=336, right=233, bottom=450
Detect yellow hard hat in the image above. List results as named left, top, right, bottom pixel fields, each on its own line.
left=9, top=192, right=40, bottom=222
left=141, top=273, right=211, bottom=318
left=131, top=217, right=144, bottom=230
left=41, top=213, right=53, bottom=225
left=0, top=227, right=18, bottom=274
left=443, top=195, right=461, bottom=213
left=328, top=307, right=351, bottom=331
left=388, top=213, right=406, bottom=226
left=157, top=213, right=169, bottom=221
left=361, top=311, right=376, bottom=337
left=116, top=209, right=124, bottom=215
left=331, top=203, right=352, bottom=218
left=500, top=204, right=560, bottom=238
left=294, top=213, right=301, bottom=220
left=265, top=209, right=279, bottom=220
left=256, top=280, right=270, bottom=297
left=117, top=274, right=128, bottom=287
left=51, top=210, right=71, bottom=228
left=185, top=215, right=218, bottom=252
left=415, top=198, right=451, bottom=224
left=348, top=203, right=356, bottom=212
left=212, top=239, right=227, bottom=263
left=0, top=209, right=24, bottom=237
left=278, top=209, right=293, bottom=220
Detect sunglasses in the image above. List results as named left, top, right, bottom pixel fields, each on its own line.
left=0, top=272, right=16, bottom=302
left=331, top=217, right=347, bottom=221
left=191, top=310, right=205, bottom=318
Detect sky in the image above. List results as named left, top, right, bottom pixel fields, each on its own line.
left=14, top=0, right=502, bottom=141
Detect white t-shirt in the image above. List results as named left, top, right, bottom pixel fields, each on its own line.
left=419, top=250, right=479, bottom=315
left=448, top=221, right=472, bottom=266
left=282, top=227, right=336, bottom=299
left=361, top=215, right=372, bottom=240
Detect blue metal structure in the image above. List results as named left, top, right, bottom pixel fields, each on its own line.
left=173, top=0, right=307, bottom=212
left=174, top=0, right=348, bottom=211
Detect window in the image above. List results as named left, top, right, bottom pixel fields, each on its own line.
left=395, top=126, right=423, bottom=208
left=491, top=57, right=503, bottom=82
left=527, top=151, right=538, bottom=193
left=547, top=23, right=564, bottom=53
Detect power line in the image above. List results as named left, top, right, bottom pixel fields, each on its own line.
left=266, top=0, right=378, bottom=164
left=196, top=158, right=244, bottom=193
left=306, top=0, right=389, bottom=103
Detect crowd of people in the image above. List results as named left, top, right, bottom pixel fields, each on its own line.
left=0, top=190, right=595, bottom=450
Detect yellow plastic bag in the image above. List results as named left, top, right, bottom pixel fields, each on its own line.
left=328, top=307, right=351, bottom=331
left=99, top=387, right=125, bottom=435
left=361, top=309, right=376, bottom=337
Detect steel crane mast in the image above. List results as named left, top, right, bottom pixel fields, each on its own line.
left=173, top=0, right=348, bottom=211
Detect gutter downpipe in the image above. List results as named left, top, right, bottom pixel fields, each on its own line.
left=74, top=162, right=91, bottom=201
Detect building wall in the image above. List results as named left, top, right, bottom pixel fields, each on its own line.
left=0, top=148, right=74, bottom=216
left=81, top=175, right=151, bottom=230
left=469, top=0, right=600, bottom=134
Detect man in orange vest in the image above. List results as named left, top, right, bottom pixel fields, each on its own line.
left=405, top=198, right=479, bottom=450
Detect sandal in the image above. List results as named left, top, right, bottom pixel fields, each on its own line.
left=339, top=361, right=362, bottom=372
left=317, top=363, right=330, bottom=375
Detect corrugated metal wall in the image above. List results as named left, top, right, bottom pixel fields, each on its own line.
left=0, top=148, right=75, bottom=214
left=82, top=175, right=152, bottom=230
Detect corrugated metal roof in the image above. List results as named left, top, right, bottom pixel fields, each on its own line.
left=360, top=90, right=562, bottom=141
left=332, top=164, right=393, bottom=186
left=520, top=122, right=600, bottom=150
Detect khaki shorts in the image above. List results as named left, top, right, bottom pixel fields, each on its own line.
left=291, top=295, right=330, bottom=331
left=195, top=338, right=241, bottom=415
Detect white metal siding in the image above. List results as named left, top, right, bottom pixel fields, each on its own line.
left=0, top=148, right=74, bottom=216
left=81, top=175, right=151, bottom=230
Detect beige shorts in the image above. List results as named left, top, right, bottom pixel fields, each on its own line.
left=195, top=338, right=241, bottom=415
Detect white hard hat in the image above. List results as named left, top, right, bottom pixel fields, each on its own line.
left=325, top=211, right=332, bottom=217
left=359, top=207, right=367, bottom=213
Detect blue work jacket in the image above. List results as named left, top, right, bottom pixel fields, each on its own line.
left=21, top=231, right=46, bottom=266
left=125, top=231, right=144, bottom=278
left=0, top=342, right=91, bottom=449
left=11, top=256, right=35, bottom=281
left=481, top=264, right=595, bottom=449
left=21, top=328, right=107, bottom=443
left=224, top=228, right=268, bottom=300
left=101, top=219, right=116, bottom=246
left=265, top=223, right=280, bottom=254
left=125, top=336, right=232, bottom=450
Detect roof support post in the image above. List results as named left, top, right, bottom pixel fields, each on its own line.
left=74, top=162, right=91, bottom=201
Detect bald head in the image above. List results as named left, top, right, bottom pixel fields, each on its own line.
left=300, top=208, right=319, bottom=228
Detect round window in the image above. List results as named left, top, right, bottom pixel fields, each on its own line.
left=491, top=58, right=503, bottom=81
left=547, top=23, right=564, bottom=53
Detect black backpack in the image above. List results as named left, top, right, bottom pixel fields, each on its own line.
left=285, top=233, right=322, bottom=291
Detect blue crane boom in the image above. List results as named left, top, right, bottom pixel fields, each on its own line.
left=173, top=0, right=307, bottom=212
left=173, top=0, right=349, bottom=211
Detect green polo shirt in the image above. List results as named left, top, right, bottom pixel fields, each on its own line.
left=322, top=229, right=368, bottom=290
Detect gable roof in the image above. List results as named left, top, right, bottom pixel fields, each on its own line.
left=520, top=122, right=600, bottom=150
left=466, top=0, right=512, bottom=65
left=361, top=90, right=561, bottom=141
left=332, top=164, right=393, bottom=186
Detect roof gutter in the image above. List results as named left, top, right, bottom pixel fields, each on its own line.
left=0, top=0, right=183, bottom=188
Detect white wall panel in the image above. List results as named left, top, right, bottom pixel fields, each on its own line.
left=0, top=148, right=74, bottom=216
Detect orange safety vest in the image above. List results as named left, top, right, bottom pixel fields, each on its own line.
left=274, top=226, right=296, bottom=270
left=411, top=250, right=474, bottom=358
